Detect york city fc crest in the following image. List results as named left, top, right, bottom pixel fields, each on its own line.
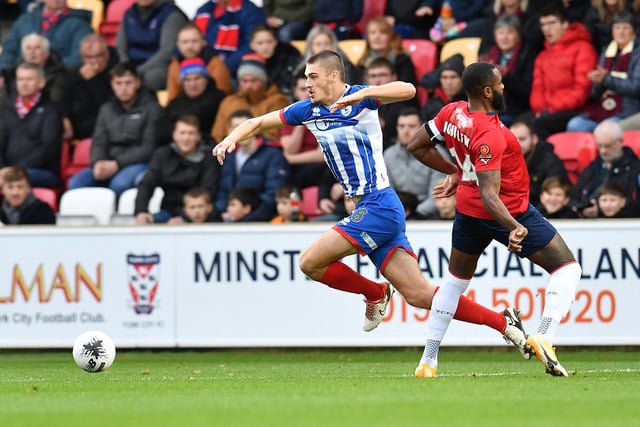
left=127, top=253, right=160, bottom=314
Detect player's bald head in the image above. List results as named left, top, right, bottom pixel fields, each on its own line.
left=307, top=50, right=345, bottom=82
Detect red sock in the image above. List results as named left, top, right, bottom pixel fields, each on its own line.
left=434, top=286, right=506, bottom=333
left=319, top=262, right=385, bottom=301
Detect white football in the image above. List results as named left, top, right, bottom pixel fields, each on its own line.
left=72, top=330, right=116, bottom=373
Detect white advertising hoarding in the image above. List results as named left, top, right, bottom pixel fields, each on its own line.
left=0, top=221, right=638, bottom=348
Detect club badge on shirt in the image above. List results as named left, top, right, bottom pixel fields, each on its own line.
left=478, top=144, right=492, bottom=164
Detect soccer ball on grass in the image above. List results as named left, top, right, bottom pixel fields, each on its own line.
left=72, top=330, right=116, bottom=373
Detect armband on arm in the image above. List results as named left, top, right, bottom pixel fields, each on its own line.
left=425, top=120, right=445, bottom=145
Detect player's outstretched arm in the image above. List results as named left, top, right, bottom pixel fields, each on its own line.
left=407, top=124, right=457, bottom=175
left=329, top=81, right=416, bottom=112
left=213, top=110, right=285, bottom=164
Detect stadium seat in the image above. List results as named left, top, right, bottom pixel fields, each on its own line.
left=32, top=187, right=58, bottom=212
left=547, top=132, right=598, bottom=185
left=290, top=40, right=306, bottom=54
left=622, top=130, right=640, bottom=157
left=62, top=138, right=92, bottom=187
left=402, top=39, right=438, bottom=106
left=338, top=39, right=366, bottom=65
left=67, top=0, right=104, bottom=32
left=440, top=37, right=481, bottom=66
left=301, top=186, right=322, bottom=219
left=58, top=187, right=116, bottom=225
left=355, top=0, right=387, bottom=36
left=117, top=187, right=165, bottom=215
left=99, top=0, right=135, bottom=46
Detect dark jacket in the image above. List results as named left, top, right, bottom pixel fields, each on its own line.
left=535, top=203, right=579, bottom=220
left=134, top=142, right=220, bottom=217
left=0, top=91, right=63, bottom=176
left=266, top=41, right=302, bottom=96
left=0, top=196, right=56, bottom=225
left=63, top=48, right=118, bottom=139
left=421, top=86, right=466, bottom=122
left=570, top=146, right=640, bottom=215
left=91, top=88, right=162, bottom=168
left=525, top=140, right=568, bottom=206
left=156, top=78, right=226, bottom=145
left=312, top=0, right=363, bottom=25
left=0, top=4, right=93, bottom=72
left=215, top=137, right=290, bottom=221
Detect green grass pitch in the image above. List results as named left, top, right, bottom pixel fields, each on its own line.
left=1, top=348, right=638, bottom=427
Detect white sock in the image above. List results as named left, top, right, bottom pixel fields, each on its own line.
left=419, top=272, right=470, bottom=368
left=537, top=262, right=581, bottom=343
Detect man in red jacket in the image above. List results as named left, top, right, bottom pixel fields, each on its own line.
left=530, top=4, right=597, bottom=140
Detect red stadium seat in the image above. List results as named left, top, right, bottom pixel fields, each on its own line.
left=62, top=138, right=92, bottom=187
left=547, top=132, right=597, bottom=185
left=622, top=130, right=640, bottom=157
left=33, top=187, right=58, bottom=212
left=301, top=186, right=322, bottom=219
left=99, top=0, right=135, bottom=46
left=402, top=38, right=438, bottom=106
left=355, top=0, right=387, bottom=36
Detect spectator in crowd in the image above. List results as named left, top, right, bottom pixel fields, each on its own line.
left=584, top=0, right=633, bottom=54
left=356, top=17, right=417, bottom=86
left=384, top=0, right=438, bottom=39
left=567, top=11, right=640, bottom=132
left=0, top=63, right=63, bottom=189
left=536, top=176, right=579, bottom=219
left=310, top=167, right=349, bottom=222
left=68, top=63, right=162, bottom=196
left=478, top=13, right=536, bottom=126
left=0, top=166, right=56, bottom=225
left=384, top=107, right=447, bottom=219
left=510, top=116, right=568, bottom=206
left=211, top=54, right=289, bottom=143
left=421, top=53, right=466, bottom=122
left=366, top=57, right=419, bottom=149
left=424, top=0, right=489, bottom=43
left=166, top=22, right=233, bottom=100
left=2, top=33, right=70, bottom=105
left=280, top=70, right=325, bottom=189
left=194, top=0, right=266, bottom=76
left=135, top=115, right=220, bottom=224
left=431, top=177, right=457, bottom=220
left=156, top=57, right=226, bottom=145
left=249, top=24, right=301, bottom=97
left=0, top=0, right=93, bottom=83
left=396, top=190, right=421, bottom=220
left=311, top=0, right=363, bottom=40
left=224, top=186, right=263, bottom=222
left=116, top=0, right=188, bottom=91
left=478, top=0, right=544, bottom=57
left=172, top=187, right=220, bottom=224
left=596, top=181, right=632, bottom=218
left=270, top=183, right=307, bottom=223
left=530, top=4, right=598, bottom=140
left=215, top=109, right=289, bottom=222
left=63, top=33, right=117, bottom=141
left=570, top=120, right=640, bottom=217
left=292, top=24, right=361, bottom=84
left=262, top=0, right=313, bottom=43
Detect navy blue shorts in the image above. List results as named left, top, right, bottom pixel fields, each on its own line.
left=452, top=205, right=556, bottom=258
left=334, top=188, right=415, bottom=272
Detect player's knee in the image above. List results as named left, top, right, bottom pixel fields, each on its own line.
left=298, top=252, right=319, bottom=279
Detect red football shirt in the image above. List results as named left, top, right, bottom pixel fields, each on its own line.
left=430, top=101, right=529, bottom=219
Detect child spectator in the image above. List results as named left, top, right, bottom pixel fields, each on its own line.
left=597, top=182, right=631, bottom=218
left=271, top=184, right=306, bottom=223
left=536, top=176, right=579, bottom=219
left=224, top=186, right=263, bottom=222
left=170, top=187, right=220, bottom=224
left=0, top=166, right=56, bottom=225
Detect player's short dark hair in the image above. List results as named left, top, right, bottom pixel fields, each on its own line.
left=307, top=50, right=345, bottom=82
left=462, top=62, right=497, bottom=98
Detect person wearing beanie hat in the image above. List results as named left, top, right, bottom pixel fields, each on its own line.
left=211, top=53, right=289, bottom=143
left=421, top=53, right=466, bottom=121
left=236, top=53, right=268, bottom=83
left=179, top=57, right=210, bottom=81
